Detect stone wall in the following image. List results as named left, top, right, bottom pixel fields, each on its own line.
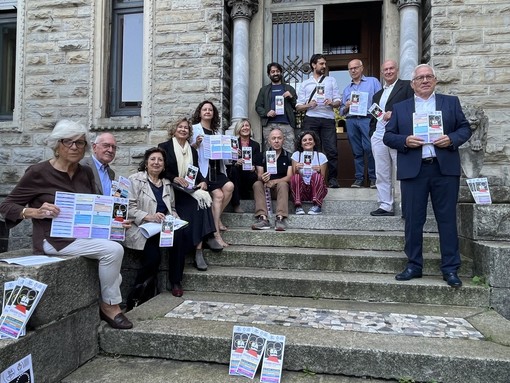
left=423, top=0, right=510, bottom=185
left=0, top=0, right=228, bottom=196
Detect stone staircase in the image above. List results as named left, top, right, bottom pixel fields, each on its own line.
left=63, top=189, right=510, bottom=383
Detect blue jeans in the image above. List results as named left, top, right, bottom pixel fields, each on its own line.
left=346, top=116, right=375, bottom=181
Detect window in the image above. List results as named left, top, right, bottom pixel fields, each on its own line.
left=272, top=11, right=315, bottom=87
left=0, top=10, right=16, bottom=121
left=109, top=0, right=143, bottom=117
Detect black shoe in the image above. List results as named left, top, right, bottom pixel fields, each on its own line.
left=328, top=178, right=340, bottom=188
left=370, top=208, right=395, bottom=217
left=443, top=272, right=462, bottom=288
left=395, top=268, right=422, bottom=281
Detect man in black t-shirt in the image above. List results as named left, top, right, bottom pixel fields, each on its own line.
left=251, top=128, right=292, bottom=231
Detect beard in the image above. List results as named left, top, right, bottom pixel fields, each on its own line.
left=271, top=74, right=282, bottom=83
left=315, top=67, right=326, bottom=76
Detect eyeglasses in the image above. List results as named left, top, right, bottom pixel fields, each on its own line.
left=348, top=65, right=363, bottom=71
left=98, top=143, right=118, bottom=151
left=60, top=139, right=87, bottom=149
left=412, top=75, right=436, bottom=83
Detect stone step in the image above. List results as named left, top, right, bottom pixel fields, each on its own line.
left=96, top=292, right=510, bottom=383
left=63, top=356, right=388, bottom=383
left=221, top=212, right=439, bottom=232
left=205, top=245, right=473, bottom=277
left=182, top=266, right=488, bottom=307
left=220, top=228, right=441, bottom=253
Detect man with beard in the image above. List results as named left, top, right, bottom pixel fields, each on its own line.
left=341, top=59, right=382, bottom=188
left=255, top=62, right=298, bottom=153
left=296, top=54, right=341, bottom=188
left=81, top=132, right=118, bottom=196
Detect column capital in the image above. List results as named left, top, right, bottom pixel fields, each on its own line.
left=392, top=0, right=421, bottom=11
left=228, top=0, right=259, bottom=21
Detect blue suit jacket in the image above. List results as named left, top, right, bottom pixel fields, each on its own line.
left=383, top=94, right=471, bottom=180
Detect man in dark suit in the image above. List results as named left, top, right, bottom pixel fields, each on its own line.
left=81, top=133, right=117, bottom=196
left=369, top=60, right=414, bottom=216
left=383, top=64, right=471, bottom=288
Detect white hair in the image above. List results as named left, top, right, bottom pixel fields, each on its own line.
left=45, top=120, right=91, bottom=153
left=412, top=64, right=436, bottom=79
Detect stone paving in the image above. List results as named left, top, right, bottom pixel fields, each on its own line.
left=165, top=300, right=484, bottom=341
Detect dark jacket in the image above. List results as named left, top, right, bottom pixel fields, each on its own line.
left=369, top=79, right=414, bottom=137
left=383, top=94, right=472, bottom=180
left=255, top=83, right=297, bottom=128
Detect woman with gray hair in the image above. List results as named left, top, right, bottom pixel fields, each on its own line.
left=0, top=119, right=133, bottom=330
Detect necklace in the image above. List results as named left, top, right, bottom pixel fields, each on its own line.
left=149, top=178, right=162, bottom=187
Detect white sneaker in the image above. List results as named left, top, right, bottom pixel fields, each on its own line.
left=295, top=206, right=305, bottom=215
left=308, top=205, right=322, bottom=215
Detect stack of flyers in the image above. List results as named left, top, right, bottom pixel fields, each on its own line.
left=466, top=177, right=492, bottom=204
left=185, top=164, right=199, bottom=187
left=1, top=354, right=34, bottom=383
left=1, top=281, right=25, bottom=339
left=242, top=147, right=253, bottom=171
left=266, top=151, right=277, bottom=174
left=302, top=151, right=313, bottom=177
left=235, top=327, right=270, bottom=379
left=275, top=95, right=284, bottom=115
left=260, top=334, right=286, bottom=383
left=368, top=102, right=385, bottom=122
left=0, top=278, right=47, bottom=339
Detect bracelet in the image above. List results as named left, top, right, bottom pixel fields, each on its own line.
left=21, top=208, right=27, bottom=219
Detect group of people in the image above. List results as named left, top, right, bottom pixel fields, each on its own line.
left=0, top=60, right=471, bottom=334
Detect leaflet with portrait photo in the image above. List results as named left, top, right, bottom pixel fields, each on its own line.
left=466, top=177, right=492, bottom=204
left=349, top=91, right=369, bottom=116
left=302, top=151, right=313, bottom=177
left=236, top=327, right=270, bottom=379
left=185, top=164, right=199, bottom=187
left=266, top=151, right=277, bottom=174
left=368, top=102, right=385, bottom=123
left=275, top=95, right=284, bottom=115
left=260, top=333, right=286, bottom=383
left=229, top=325, right=253, bottom=375
left=242, top=147, right=253, bottom=171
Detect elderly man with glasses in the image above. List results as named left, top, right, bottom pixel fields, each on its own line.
left=340, top=59, right=382, bottom=188
left=81, top=133, right=119, bottom=196
left=383, top=64, right=472, bottom=288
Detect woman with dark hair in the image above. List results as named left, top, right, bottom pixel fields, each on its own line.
left=191, top=100, right=233, bottom=247
left=290, top=131, right=328, bottom=215
left=0, top=120, right=132, bottom=329
left=227, top=119, right=261, bottom=213
left=124, top=147, right=185, bottom=305
left=159, top=118, right=222, bottom=272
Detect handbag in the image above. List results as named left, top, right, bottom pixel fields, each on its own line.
left=295, top=75, right=325, bottom=129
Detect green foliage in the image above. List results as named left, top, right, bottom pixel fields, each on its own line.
left=302, top=367, right=316, bottom=376
left=398, top=378, right=415, bottom=383
left=471, top=275, right=489, bottom=287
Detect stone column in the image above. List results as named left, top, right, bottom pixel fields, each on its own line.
left=227, top=0, right=258, bottom=131
left=395, top=0, right=421, bottom=80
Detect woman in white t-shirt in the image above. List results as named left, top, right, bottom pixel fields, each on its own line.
left=290, top=131, right=328, bottom=215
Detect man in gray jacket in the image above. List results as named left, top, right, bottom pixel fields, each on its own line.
left=255, top=62, right=297, bottom=153
left=81, top=133, right=118, bottom=196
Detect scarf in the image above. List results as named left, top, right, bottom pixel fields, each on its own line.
left=172, top=137, right=212, bottom=209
